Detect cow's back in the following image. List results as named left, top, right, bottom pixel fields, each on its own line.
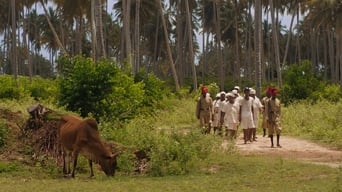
left=59, top=115, right=84, bottom=151
left=59, top=115, right=111, bottom=160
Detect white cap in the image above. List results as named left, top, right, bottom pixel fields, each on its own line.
left=220, top=91, right=226, bottom=95
left=232, top=90, right=238, bottom=95
left=250, top=88, right=256, bottom=95
left=226, top=92, right=235, bottom=97
left=233, top=86, right=240, bottom=91
left=216, top=93, right=221, bottom=98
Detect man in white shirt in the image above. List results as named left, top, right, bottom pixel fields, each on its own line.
left=239, top=87, right=255, bottom=144
left=249, top=88, right=263, bottom=141
left=221, top=92, right=240, bottom=139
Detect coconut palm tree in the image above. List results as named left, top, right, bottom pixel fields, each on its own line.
left=158, top=0, right=180, bottom=90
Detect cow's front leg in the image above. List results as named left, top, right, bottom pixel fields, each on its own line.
left=71, top=151, right=79, bottom=178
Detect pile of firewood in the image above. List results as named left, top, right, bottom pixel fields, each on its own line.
left=21, top=104, right=63, bottom=164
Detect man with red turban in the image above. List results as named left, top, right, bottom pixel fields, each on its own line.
left=261, top=87, right=273, bottom=137
left=265, top=87, right=282, bottom=148
left=196, top=86, right=213, bottom=134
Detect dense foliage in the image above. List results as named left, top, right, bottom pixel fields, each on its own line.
left=57, top=56, right=168, bottom=122
left=0, top=75, right=57, bottom=100
left=281, top=60, right=342, bottom=105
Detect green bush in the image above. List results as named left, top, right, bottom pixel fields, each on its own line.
left=310, top=84, right=342, bottom=103
left=281, top=60, right=322, bottom=105
left=0, top=75, right=28, bottom=99
left=101, top=111, right=218, bottom=176
left=57, top=56, right=145, bottom=121
left=134, top=69, right=169, bottom=109
left=0, top=162, right=18, bottom=173
left=0, top=75, right=58, bottom=101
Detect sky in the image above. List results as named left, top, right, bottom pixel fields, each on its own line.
left=34, top=0, right=298, bottom=60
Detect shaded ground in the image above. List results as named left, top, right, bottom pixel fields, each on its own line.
left=223, top=134, right=342, bottom=168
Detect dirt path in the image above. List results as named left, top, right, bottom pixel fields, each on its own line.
left=222, top=134, right=342, bottom=168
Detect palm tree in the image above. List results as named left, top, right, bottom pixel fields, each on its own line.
left=157, top=0, right=180, bottom=90
left=11, top=0, right=18, bottom=81
left=255, top=0, right=262, bottom=96
left=269, top=0, right=282, bottom=87
left=185, top=0, right=198, bottom=91
left=39, top=0, right=67, bottom=55
left=214, top=0, right=224, bottom=90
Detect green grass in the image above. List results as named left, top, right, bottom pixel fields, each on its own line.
left=0, top=155, right=341, bottom=192
left=1, top=97, right=342, bottom=191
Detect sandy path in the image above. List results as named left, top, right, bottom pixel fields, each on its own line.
left=222, top=134, right=342, bottom=168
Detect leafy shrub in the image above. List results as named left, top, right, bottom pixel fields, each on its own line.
left=0, top=75, right=58, bottom=101
left=310, top=84, right=342, bottom=103
left=57, top=56, right=145, bottom=121
left=101, top=108, right=218, bottom=176
left=0, top=162, right=18, bottom=173
left=134, top=69, right=169, bottom=109
left=0, top=75, right=28, bottom=99
left=281, top=60, right=322, bottom=105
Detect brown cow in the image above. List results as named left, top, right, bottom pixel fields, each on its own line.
left=58, top=114, right=118, bottom=178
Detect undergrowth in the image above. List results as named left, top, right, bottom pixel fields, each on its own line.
left=282, top=100, right=342, bottom=149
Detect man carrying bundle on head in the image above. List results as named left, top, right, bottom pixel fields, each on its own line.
left=196, top=86, right=213, bottom=134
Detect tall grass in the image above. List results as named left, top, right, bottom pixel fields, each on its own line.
left=282, top=100, right=342, bottom=149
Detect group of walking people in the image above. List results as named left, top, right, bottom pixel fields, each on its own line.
left=196, top=85, right=282, bottom=148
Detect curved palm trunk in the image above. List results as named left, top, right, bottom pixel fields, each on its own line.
left=157, top=0, right=180, bottom=90
left=282, top=11, right=295, bottom=67
left=269, top=0, right=282, bottom=87
left=185, top=0, right=197, bottom=91
left=39, top=0, right=67, bottom=55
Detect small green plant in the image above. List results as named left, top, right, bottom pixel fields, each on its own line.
left=0, top=162, right=18, bottom=173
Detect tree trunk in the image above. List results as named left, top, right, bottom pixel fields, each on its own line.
left=134, top=0, right=141, bottom=75
left=185, top=0, right=197, bottom=91
left=296, top=7, right=301, bottom=64
left=255, top=0, right=262, bottom=97
left=39, top=0, right=67, bottom=55
left=11, top=0, right=17, bottom=81
left=96, top=0, right=106, bottom=59
left=91, top=0, right=97, bottom=61
left=214, top=0, right=224, bottom=90
left=328, top=29, right=336, bottom=83
left=175, top=0, right=184, bottom=86
left=157, top=0, right=180, bottom=90
left=323, top=27, right=328, bottom=81
left=282, top=12, right=295, bottom=68
left=269, top=0, right=282, bottom=87
left=233, top=0, right=241, bottom=85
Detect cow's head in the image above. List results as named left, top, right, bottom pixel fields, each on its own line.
left=99, top=153, right=119, bottom=176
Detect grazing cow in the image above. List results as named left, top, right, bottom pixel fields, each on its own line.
left=58, top=114, right=118, bottom=178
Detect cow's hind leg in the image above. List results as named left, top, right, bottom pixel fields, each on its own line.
left=63, top=151, right=71, bottom=176
left=88, top=160, right=94, bottom=178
